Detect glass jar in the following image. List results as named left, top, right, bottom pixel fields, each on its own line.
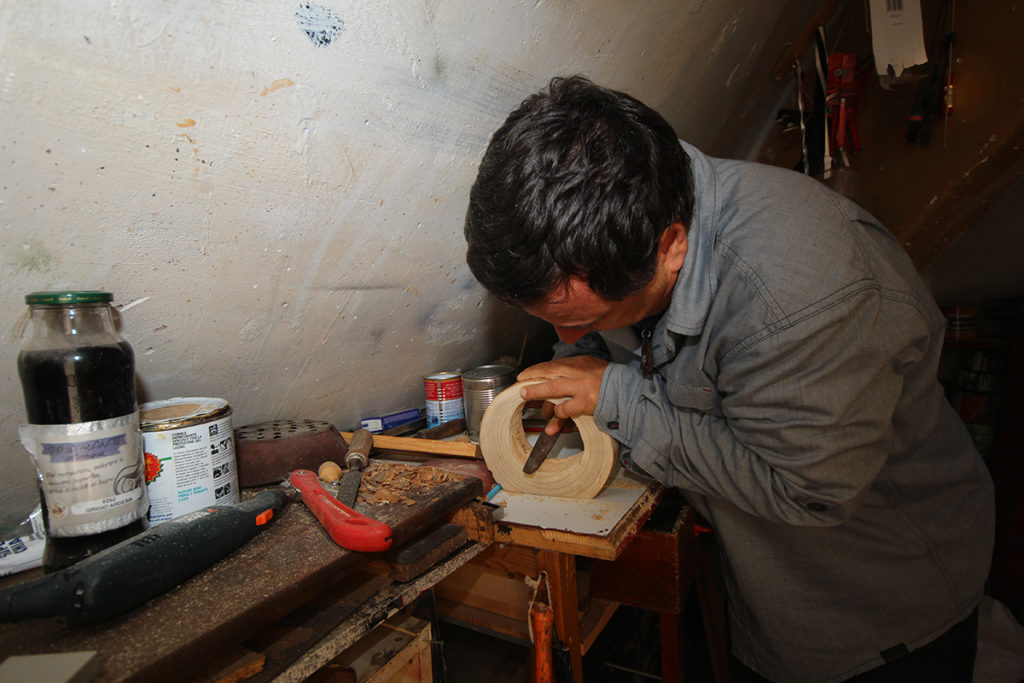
left=17, top=291, right=149, bottom=572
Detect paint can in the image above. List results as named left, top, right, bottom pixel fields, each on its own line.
left=423, top=372, right=465, bottom=429
left=942, top=305, right=977, bottom=340
left=462, top=364, right=517, bottom=441
left=140, top=397, right=239, bottom=526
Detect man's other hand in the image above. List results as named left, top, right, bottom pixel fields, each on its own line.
left=517, top=356, right=609, bottom=435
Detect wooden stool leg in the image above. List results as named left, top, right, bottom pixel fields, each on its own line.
left=537, top=550, right=584, bottom=683
left=660, top=611, right=686, bottom=682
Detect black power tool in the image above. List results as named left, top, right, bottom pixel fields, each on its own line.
left=0, top=489, right=289, bottom=625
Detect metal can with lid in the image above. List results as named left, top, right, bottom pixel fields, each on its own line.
left=423, top=372, right=465, bottom=428
left=140, top=397, right=239, bottom=525
left=462, top=364, right=517, bottom=441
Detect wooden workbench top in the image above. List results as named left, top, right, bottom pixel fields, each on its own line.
left=0, top=463, right=482, bottom=682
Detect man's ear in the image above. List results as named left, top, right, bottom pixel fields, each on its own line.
left=660, top=222, right=688, bottom=273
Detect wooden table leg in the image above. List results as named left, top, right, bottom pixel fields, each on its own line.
left=660, top=611, right=685, bottom=682
left=537, top=549, right=584, bottom=683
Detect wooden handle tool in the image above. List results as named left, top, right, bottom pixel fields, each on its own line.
left=337, top=428, right=373, bottom=509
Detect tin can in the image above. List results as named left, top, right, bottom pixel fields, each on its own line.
left=423, top=372, right=465, bottom=428
left=140, top=397, right=239, bottom=526
left=462, top=364, right=517, bottom=441
left=942, top=305, right=977, bottom=340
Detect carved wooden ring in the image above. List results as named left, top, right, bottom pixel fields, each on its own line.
left=479, top=380, right=617, bottom=499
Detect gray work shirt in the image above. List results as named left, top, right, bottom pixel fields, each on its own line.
left=571, top=142, right=995, bottom=682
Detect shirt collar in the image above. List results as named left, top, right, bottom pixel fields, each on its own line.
left=662, top=140, right=718, bottom=338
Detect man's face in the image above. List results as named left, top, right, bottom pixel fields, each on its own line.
left=523, top=277, right=653, bottom=344
left=523, top=223, right=688, bottom=344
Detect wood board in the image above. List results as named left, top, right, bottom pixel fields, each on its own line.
left=490, top=468, right=664, bottom=561
left=0, top=463, right=482, bottom=682
left=340, top=431, right=481, bottom=460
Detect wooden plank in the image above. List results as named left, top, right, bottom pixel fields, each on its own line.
left=341, top=431, right=481, bottom=460
left=590, top=505, right=697, bottom=614
left=433, top=562, right=532, bottom=623
left=0, top=463, right=482, bottom=683
left=579, top=600, right=619, bottom=655
left=239, top=572, right=393, bottom=683
left=272, top=541, right=488, bottom=682
left=492, top=482, right=664, bottom=560
left=445, top=501, right=498, bottom=544
left=433, top=598, right=531, bottom=645
left=302, top=610, right=431, bottom=683
left=770, top=0, right=842, bottom=80
left=384, top=524, right=468, bottom=583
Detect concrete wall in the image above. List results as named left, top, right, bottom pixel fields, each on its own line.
left=922, top=174, right=1024, bottom=307
left=0, top=0, right=815, bottom=529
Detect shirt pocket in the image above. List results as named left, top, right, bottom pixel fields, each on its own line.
left=664, top=374, right=723, bottom=415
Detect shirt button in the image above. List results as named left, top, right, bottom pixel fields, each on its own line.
left=606, top=421, right=619, bottom=430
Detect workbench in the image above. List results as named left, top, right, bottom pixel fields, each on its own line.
left=441, top=472, right=729, bottom=683
left=0, top=463, right=485, bottom=682
left=0, top=461, right=727, bottom=682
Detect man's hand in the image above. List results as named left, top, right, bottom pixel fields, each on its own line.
left=517, top=356, right=609, bottom=435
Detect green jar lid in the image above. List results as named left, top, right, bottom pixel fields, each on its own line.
left=25, top=291, right=113, bottom=305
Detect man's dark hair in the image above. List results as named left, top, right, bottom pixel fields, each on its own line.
left=464, top=75, right=695, bottom=306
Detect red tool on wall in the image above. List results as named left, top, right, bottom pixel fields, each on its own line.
left=826, top=52, right=865, bottom=165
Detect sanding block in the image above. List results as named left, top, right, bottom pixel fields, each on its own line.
left=235, top=418, right=349, bottom=487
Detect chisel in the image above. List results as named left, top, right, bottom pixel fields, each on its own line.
left=522, top=429, right=560, bottom=474
left=337, top=428, right=373, bottom=509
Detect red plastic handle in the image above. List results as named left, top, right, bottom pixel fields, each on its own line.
left=289, top=469, right=393, bottom=552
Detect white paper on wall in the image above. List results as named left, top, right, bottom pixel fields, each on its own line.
left=868, top=0, right=928, bottom=78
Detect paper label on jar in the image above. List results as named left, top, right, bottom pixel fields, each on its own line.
left=19, top=413, right=149, bottom=537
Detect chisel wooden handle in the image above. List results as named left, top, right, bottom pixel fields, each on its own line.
left=345, top=428, right=373, bottom=470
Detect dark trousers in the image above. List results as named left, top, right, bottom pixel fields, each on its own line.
left=729, top=607, right=979, bottom=683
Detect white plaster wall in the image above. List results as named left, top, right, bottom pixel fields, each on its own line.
left=0, top=0, right=814, bottom=528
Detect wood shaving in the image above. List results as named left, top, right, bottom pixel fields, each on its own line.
left=357, top=463, right=460, bottom=507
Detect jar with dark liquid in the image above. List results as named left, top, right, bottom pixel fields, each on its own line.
left=17, top=291, right=149, bottom=572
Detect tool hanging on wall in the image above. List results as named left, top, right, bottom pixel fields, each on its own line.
left=942, top=0, right=956, bottom=149
left=793, top=58, right=810, bottom=175
left=906, top=0, right=956, bottom=146
left=800, top=25, right=830, bottom=179
left=826, top=52, right=868, bottom=166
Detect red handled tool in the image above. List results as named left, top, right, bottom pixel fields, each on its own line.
left=288, top=469, right=393, bottom=553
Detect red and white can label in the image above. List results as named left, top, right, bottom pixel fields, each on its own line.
left=424, top=372, right=465, bottom=428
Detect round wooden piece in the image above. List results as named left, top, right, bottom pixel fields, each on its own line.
left=479, top=380, right=618, bottom=499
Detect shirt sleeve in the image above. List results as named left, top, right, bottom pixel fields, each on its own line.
left=596, top=287, right=932, bottom=526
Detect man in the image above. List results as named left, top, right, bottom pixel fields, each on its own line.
left=463, top=76, right=994, bottom=682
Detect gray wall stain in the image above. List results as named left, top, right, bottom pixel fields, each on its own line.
left=16, top=239, right=53, bottom=272
left=295, top=3, right=345, bottom=47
